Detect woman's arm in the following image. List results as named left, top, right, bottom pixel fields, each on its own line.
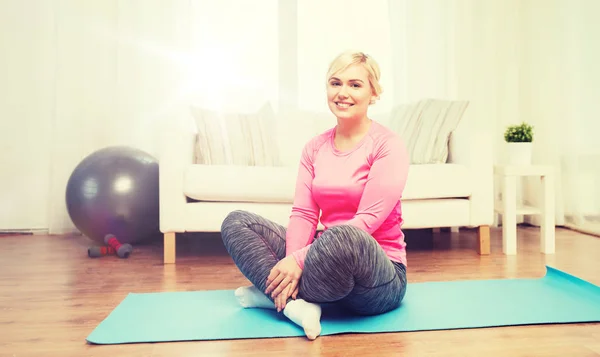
left=285, top=141, right=320, bottom=269
left=345, top=134, right=410, bottom=234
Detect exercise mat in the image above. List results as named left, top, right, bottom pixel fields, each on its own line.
left=86, top=266, right=600, bottom=344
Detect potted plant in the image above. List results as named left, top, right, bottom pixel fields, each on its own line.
left=504, top=122, right=534, bottom=166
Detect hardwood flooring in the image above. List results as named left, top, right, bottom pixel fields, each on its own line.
left=1, top=226, right=599, bottom=356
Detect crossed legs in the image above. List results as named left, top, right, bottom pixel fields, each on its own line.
left=220, top=210, right=407, bottom=339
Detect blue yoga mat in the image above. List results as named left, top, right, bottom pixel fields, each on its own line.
left=86, top=266, right=600, bottom=344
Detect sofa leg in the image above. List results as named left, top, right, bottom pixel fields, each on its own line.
left=478, top=225, right=490, bottom=255
left=164, top=232, right=176, bottom=264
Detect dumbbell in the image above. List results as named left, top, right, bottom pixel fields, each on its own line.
left=88, top=245, right=116, bottom=258
left=104, top=234, right=133, bottom=258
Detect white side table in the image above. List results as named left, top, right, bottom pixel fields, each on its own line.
left=494, top=165, right=556, bottom=255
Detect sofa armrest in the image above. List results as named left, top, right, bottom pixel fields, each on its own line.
left=447, top=111, right=495, bottom=227
left=158, top=112, right=197, bottom=233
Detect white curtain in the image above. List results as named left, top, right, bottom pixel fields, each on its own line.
left=0, top=0, right=597, bottom=236
left=296, top=0, right=394, bottom=116
left=43, top=0, right=280, bottom=234
left=301, top=0, right=600, bottom=235
left=519, top=0, right=600, bottom=235
left=387, top=0, right=600, bottom=237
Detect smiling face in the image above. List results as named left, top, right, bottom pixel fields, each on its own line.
left=326, top=63, right=377, bottom=121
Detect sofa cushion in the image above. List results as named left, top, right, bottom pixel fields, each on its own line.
left=184, top=165, right=297, bottom=203
left=402, top=164, right=471, bottom=200
left=183, top=162, right=472, bottom=204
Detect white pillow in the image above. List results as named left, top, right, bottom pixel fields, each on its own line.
left=389, top=99, right=469, bottom=164
left=190, top=102, right=280, bottom=166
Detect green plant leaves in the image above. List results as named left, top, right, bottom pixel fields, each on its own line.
left=504, top=122, right=533, bottom=142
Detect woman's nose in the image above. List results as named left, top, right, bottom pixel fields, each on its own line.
left=338, top=85, right=349, bottom=98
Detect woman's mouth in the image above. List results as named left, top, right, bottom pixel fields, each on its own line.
left=335, top=102, right=354, bottom=109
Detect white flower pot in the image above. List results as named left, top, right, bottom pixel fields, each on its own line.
left=506, top=142, right=532, bottom=166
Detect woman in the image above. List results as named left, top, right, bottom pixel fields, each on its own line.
left=220, top=51, right=409, bottom=340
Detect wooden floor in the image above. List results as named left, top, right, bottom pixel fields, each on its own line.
left=1, top=226, right=599, bottom=356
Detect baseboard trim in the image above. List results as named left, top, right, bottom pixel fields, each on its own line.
left=0, top=229, right=49, bottom=235
left=564, top=224, right=600, bottom=238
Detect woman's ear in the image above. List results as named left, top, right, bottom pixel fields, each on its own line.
left=369, top=93, right=378, bottom=105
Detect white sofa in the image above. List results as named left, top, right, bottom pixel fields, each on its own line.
left=158, top=101, right=495, bottom=264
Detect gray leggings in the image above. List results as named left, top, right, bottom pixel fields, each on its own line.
left=220, top=210, right=407, bottom=316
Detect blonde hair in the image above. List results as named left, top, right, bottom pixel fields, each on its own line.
left=326, top=50, right=383, bottom=102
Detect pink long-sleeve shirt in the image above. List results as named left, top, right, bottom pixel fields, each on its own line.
left=285, top=120, right=410, bottom=269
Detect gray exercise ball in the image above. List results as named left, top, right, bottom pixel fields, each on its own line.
left=65, top=146, right=160, bottom=245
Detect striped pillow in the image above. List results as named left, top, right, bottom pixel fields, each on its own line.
left=389, top=99, right=469, bottom=164
left=190, top=102, right=280, bottom=166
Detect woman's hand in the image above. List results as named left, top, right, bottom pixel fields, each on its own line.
left=265, top=255, right=302, bottom=310
left=274, top=284, right=298, bottom=312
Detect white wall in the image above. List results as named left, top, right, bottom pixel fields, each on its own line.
left=0, top=1, right=55, bottom=230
